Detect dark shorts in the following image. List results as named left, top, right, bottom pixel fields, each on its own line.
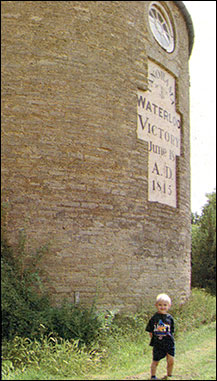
left=153, top=344, right=175, bottom=361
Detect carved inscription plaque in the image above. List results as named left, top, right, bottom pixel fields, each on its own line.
left=137, top=60, right=181, bottom=208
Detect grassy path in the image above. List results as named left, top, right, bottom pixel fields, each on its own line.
left=87, top=322, right=216, bottom=381
left=4, top=322, right=216, bottom=380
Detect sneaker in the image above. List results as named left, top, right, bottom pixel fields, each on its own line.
left=151, top=377, right=158, bottom=380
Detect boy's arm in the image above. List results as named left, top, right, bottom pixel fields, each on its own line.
left=146, top=316, right=154, bottom=337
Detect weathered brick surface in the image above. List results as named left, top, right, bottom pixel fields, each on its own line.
left=1, top=1, right=191, bottom=311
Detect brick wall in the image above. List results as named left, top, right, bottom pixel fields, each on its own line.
left=1, top=1, right=191, bottom=311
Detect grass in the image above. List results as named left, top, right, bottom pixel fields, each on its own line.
left=149, top=322, right=216, bottom=381
left=70, top=322, right=216, bottom=380
left=176, top=323, right=216, bottom=380
left=2, top=289, right=216, bottom=381
left=3, top=323, right=215, bottom=380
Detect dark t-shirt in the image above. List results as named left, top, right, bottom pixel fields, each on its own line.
left=146, top=312, right=175, bottom=348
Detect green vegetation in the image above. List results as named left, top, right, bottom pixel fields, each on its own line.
left=173, top=322, right=216, bottom=381
left=1, top=224, right=102, bottom=345
left=1, top=229, right=50, bottom=341
left=2, top=289, right=216, bottom=380
left=191, top=190, right=216, bottom=295
left=1, top=192, right=216, bottom=380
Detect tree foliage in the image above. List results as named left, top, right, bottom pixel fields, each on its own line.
left=191, top=190, right=216, bottom=294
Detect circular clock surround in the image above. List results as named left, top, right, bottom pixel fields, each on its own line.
left=149, top=2, right=175, bottom=53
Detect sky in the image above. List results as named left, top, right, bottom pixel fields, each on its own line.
left=182, top=1, right=216, bottom=214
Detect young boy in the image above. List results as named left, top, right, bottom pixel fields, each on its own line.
left=146, top=293, right=175, bottom=380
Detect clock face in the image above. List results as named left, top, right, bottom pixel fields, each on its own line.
left=149, top=2, right=175, bottom=53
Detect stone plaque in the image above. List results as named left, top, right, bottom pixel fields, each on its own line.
left=137, top=60, right=181, bottom=208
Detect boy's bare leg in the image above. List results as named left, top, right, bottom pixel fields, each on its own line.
left=151, top=360, right=159, bottom=377
left=166, top=354, right=174, bottom=376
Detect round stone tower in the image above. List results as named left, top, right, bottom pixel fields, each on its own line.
left=1, top=1, right=194, bottom=311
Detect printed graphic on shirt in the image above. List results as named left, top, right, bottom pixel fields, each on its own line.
left=154, top=320, right=170, bottom=339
